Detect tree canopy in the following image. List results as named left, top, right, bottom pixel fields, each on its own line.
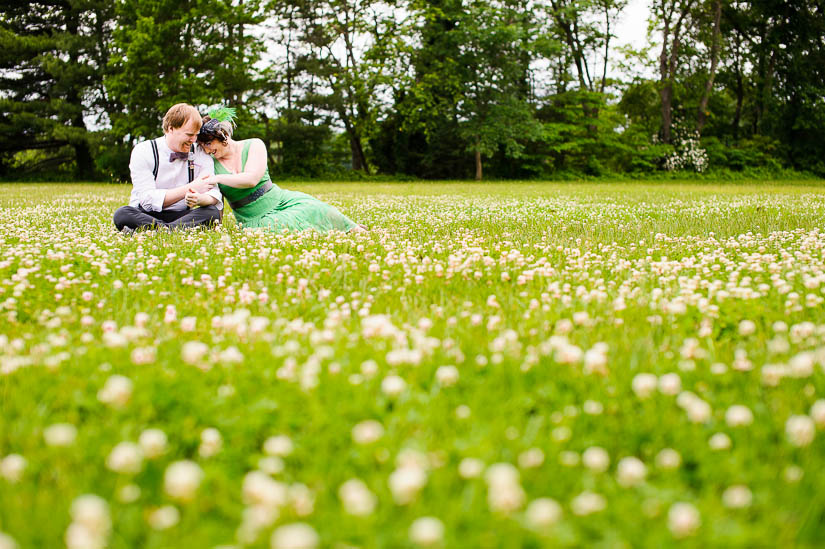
left=2, top=0, right=824, bottom=180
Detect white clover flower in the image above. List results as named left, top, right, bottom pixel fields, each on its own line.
left=570, top=491, right=606, bottom=516
left=389, top=465, right=427, bottom=505
left=0, top=532, right=18, bottom=549
left=582, top=446, right=610, bottom=473
left=198, top=428, right=223, bottom=458
left=44, top=423, right=77, bottom=447
left=180, top=316, right=196, bottom=332
left=685, top=398, right=712, bottom=423
left=458, top=457, right=485, bottom=479
left=783, top=465, right=804, bottom=483
left=263, top=435, right=294, bottom=456
left=96, top=374, right=133, bottom=409
left=270, top=522, right=319, bottom=549
left=583, top=345, right=608, bottom=375
left=409, top=517, right=444, bottom=547
left=668, top=502, right=700, bottom=538
left=181, top=341, right=209, bottom=365
left=616, top=457, right=647, bottom=487
left=559, top=451, right=579, bottom=467
left=525, top=497, right=562, bottom=530
left=258, top=456, right=285, bottom=475
left=658, top=373, right=681, bottom=395
left=351, top=420, right=384, bottom=445
left=485, top=463, right=519, bottom=486
left=65, top=522, right=105, bottom=549
left=709, top=432, right=732, bottom=450
left=381, top=374, right=407, bottom=397
left=582, top=400, right=604, bottom=415
left=810, top=399, right=825, bottom=428
left=117, top=484, right=141, bottom=504
left=655, top=448, right=681, bottom=470
left=67, top=494, right=111, bottom=549
left=738, top=320, right=756, bottom=336
left=789, top=352, right=815, bottom=378
left=339, top=478, right=377, bottom=516
left=147, top=505, right=180, bottom=530
left=786, top=415, right=815, bottom=447
left=361, top=314, right=401, bottom=339
left=163, top=460, right=203, bottom=502
left=242, top=471, right=288, bottom=508
left=289, top=483, right=315, bottom=517
left=485, top=463, right=525, bottom=513
left=517, top=448, right=545, bottom=469
left=105, top=442, right=143, bottom=475
left=0, top=454, right=26, bottom=483
left=486, top=480, right=526, bottom=514
left=632, top=373, right=658, bottom=399
left=455, top=405, right=471, bottom=419
left=138, top=429, right=168, bottom=459
left=435, top=365, right=459, bottom=386
left=722, top=485, right=752, bottom=509
left=725, top=405, right=754, bottom=427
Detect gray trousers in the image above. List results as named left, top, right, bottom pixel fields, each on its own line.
left=113, top=205, right=221, bottom=231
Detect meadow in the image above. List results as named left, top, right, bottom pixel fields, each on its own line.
left=1, top=181, right=825, bottom=548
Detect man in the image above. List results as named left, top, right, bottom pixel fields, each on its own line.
left=113, top=103, right=222, bottom=233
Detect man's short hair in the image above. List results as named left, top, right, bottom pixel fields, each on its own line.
left=162, top=103, right=201, bottom=132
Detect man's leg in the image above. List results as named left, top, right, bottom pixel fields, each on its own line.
left=113, top=206, right=171, bottom=231
left=166, top=206, right=222, bottom=229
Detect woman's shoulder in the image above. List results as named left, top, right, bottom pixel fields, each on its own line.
left=245, top=137, right=267, bottom=149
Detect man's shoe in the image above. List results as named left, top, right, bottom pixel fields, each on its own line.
left=120, top=226, right=135, bottom=236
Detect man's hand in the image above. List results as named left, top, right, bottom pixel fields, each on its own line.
left=185, top=190, right=205, bottom=208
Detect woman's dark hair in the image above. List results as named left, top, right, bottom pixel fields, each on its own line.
left=197, top=116, right=233, bottom=144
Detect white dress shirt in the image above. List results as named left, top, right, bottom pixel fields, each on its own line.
left=128, top=136, right=222, bottom=212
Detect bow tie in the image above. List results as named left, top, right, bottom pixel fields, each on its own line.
left=169, top=151, right=189, bottom=161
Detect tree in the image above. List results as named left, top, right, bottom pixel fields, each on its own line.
left=275, top=0, right=404, bottom=173
left=105, top=0, right=265, bottom=142
left=0, top=0, right=115, bottom=179
left=650, top=0, right=697, bottom=144
left=543, top=0, right=627, bottom=123
left=455, top=1, right=542, bottom=180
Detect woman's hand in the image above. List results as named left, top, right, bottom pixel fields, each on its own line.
left=189, top=175, right=217, bottom=194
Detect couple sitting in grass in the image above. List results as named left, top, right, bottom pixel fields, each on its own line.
left=113, top=103, right=366, bottom=235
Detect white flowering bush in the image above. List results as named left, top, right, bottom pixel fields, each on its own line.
left=664, top=119, right=710, bottom=172
left=0, top=182, right=824, bottom=546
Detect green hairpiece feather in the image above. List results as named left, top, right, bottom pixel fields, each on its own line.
left=207, top=106, right=237, bottom=126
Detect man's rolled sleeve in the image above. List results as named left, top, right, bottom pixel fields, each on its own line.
left=206, top=187, right=224, bottom=209
left=129, top=141, right=166, bottom=212
left=195, top=152, right=222, bottom=209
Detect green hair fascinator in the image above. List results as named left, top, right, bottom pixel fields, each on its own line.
left=207, top=106, right=237, bottom=127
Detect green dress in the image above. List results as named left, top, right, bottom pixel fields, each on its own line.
left=215, top=140, right=356, bottom=232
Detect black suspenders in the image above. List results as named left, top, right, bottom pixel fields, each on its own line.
left=150, top=138, right=194, bottom=183
left=150, top=138, right=159, bottom=181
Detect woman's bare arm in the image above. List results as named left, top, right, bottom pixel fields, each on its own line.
left=211, top=139, right=268, bottom=189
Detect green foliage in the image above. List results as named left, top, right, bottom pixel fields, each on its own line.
left=1, top=0, right=824, bottom=179
left=105, top=0, right=265, bottom=140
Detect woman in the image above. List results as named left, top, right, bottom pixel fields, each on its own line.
left=185, top=108, right=365, bottom=233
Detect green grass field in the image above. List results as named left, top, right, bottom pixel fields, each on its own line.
left=1, top=181, right=825, bottom=548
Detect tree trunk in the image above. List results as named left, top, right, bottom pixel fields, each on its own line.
left=660, top=84, right=674, bottom=144
left=656, top=0, right=693, bottom=144
left=349, top=132, right=368, bottom=173
left=66, top=10, right=93, bottom=179
left=475, top=148, right=482, bottom=181
left=732, top=37, right=744, bottom=140
left=696, top=0, right=722, bottom=134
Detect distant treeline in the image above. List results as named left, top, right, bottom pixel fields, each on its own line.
left=2, top=0, right=824, bottom=181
